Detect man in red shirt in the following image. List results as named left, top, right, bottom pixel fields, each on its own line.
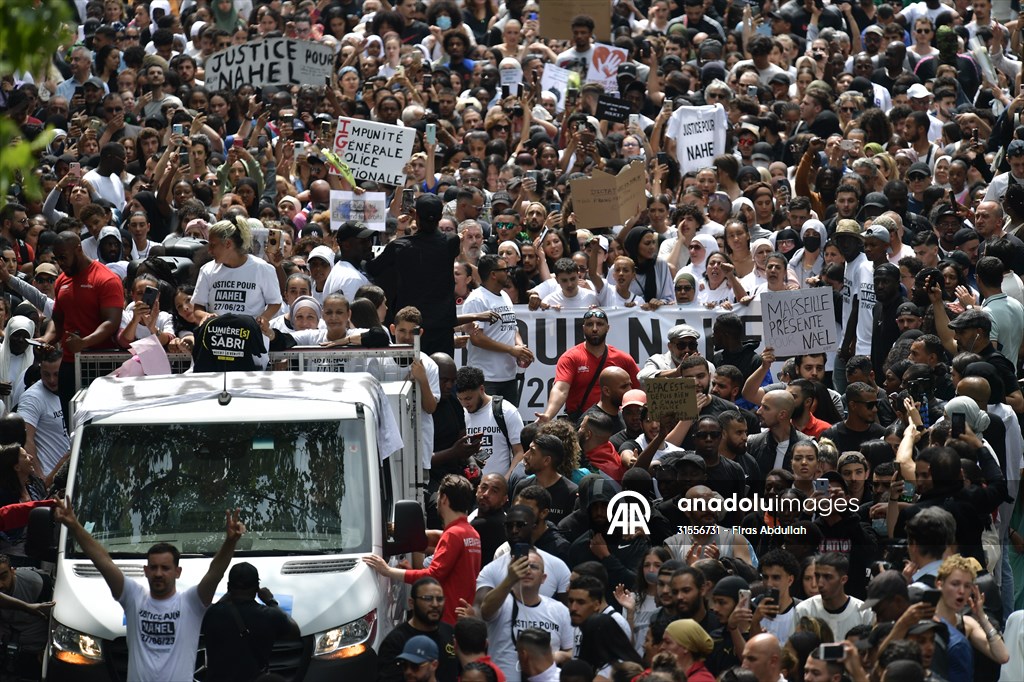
left=535, top=308, right=639, bottom=423
left=42, top=231, right=123, bottom=424
left=364, top=474, right=482, bottom=625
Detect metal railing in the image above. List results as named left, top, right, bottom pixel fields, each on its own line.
left=74, top=342, right=421, bottom=391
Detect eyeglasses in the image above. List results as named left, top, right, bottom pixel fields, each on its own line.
left=582, top=309, right=607, bottom=320
left=622, top=141, right=640, bottom=147
left=415, top=595, right=445, bottom=603
left=855, top=400, right=879, bottom=409
left=915, top=28, right=932, bottom=34
left=907, top=174, right=929, bottom=181
left=706, top=92, right=726, bottom=100
left=35, top=276, right=55, bottom=284
left=840, top=107, right=859, bottom=113
left=123, top=33, right=139, bottom=40
left=14, top=217, right=29, bottom=224
left=695, top=430, right=722, bottom=439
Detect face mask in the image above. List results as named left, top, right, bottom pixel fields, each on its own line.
left=803, top=235, right=821, bottom=252
left=645, top=572, right=659, bottom=585
left=437, top=15, right=452, bottom=30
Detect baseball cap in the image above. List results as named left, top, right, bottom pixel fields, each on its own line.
left=857, top=192, right=889, bottom=221
left=751, top=142, right=774, bottom=165
left=948, top=308, right=992, bottom=332
left=668, top=324, right=701, bottom=341
left=907, top=620, right=945, bottom=635
left=864, top=24, right=885, bottom=36
left=491, top=191, right=513, bottom=208
left=396, top=635, right=439, bottom=664
left=98, top=226, right=121, bottom=242
left=907, top=83, right=931, bottom=99
left=1007, top=139, right=1024, bottom=157
left=769, top=73, right=792, bottom=86
left=335, top=222, right=376, bottom=240
left=84, top=76, right=106, bottom=90
left=906, top=162, right=931, bottom=180
left=617, top=63, right=639, bottom=80
left=834, top=220, right=863, bottom=239
left=34, top=263, right=59, bottom=278
left=415, top=194, right=443, bottom=222
left=863, top=225, right=890, bottom=242
left=307, top=245, right=335, bottom=266
left=837, top=451, right=869, bottom=471
left=862, top=570, right=908, bottom=609
left=227, top=562, right=260, bottom=590
left=953, top=227, right=980, bottom=246
left=622, top=389, right=647, bottom=409
left=821, top=470, right=848, bottom=492
left=679, top=453, right=707, bottom=471
left=711, top=576, right=750, bottom=601
left=896, top=302, right=923, bottom=318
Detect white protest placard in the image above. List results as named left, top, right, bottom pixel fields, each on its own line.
left=667, top=104, right=728, bottom=174
left=249, top=227, right=269, bottom=260
left=332, top=117, right=415, bottom=186
left=759, top=288, right=838, bottom=357
left=585, top=44, right=629, bottom=95
left=644, top=377, right=699, bottom=421
left=204, top=38, right=335, bottom=91
left=541, top=63, right=573, bottom=112
left=329, top=190, right=387, bottom=231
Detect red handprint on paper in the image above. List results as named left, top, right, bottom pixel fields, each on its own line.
left=591, top=45, right=627, bottom=80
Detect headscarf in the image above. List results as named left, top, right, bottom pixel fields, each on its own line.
left=686, top=234, right=720, bottom=277
left=664, top=619, right=714, bottom=657
left=771, top=227, right=801, bottom=261
left=498, top=57, right=524, bottom=84
left=624, top=227, right=658, bottom=302
left=0, top=316, right=36, bottom=413
left=578, top=614, right=643, bottom=670
left=291, top=295, right=323, bottom=322
left=211, top=0, right=241, bottom=32
left=943, top=395, right=990, bottom=433
left=363, top=35, right=384, bottom=58
left=185, top=218, right=210, bottom=240
left=751, top=237, right=774, bottom=278
left=498, top=240, right=521, bottom=257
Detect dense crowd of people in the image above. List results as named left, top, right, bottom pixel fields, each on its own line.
left=1, top=0, right=1024, bottom=680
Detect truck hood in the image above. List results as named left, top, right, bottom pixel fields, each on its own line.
left=53, top=555, right=384, bottom=639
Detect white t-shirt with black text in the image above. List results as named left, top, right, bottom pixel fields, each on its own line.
left=485, top=593, right=573, bottom=682
left=462, top=286, right=519, bottom=382
left=191, top=255, right=282, bottom=317
left=464, top=395, right=524, bottom=477
left=117, top=580, right=207, bottom=682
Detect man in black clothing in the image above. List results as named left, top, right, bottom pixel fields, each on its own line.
left=202, top=563, right=299, bottom=682
left=580, top=366, right=630, bottom=433
left=717, top=410, right=762, bottom=482
left=513, top=485, right=572, bottom=562
left=513, top=434, right=579, bottom=525
left=611, top=389, right=645, bottom=451
left=568, top=477, right=650, bottom=589
left=748, top=390, right=811, bottom=485
left=812, top=472, right=878, bottom=599
left=377, top=577, right=458, bottom=682
left=711, top=314, right=762, bottom=385
left=692, top=415, right=746, bottom=523
left=367, top=194, right=459, bottom=355
left=426, top=353, right=479, bottom=529
left=819, top=383, right=886, bottom=454
left=471, top=473, right=508, bottom=566
left=869, top=262, right=908, bottom=380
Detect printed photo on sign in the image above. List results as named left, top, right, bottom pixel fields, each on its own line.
left=329, top=190, right=387, bottom=231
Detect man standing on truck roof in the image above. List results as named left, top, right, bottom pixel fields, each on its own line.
left=52, top=500, right=246, bottom=681
left=364, top=474, right=481, bottom=626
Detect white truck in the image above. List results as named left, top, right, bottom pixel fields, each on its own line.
left=27, top=348, right=429, bottom=681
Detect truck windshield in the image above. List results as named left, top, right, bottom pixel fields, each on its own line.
left=68, top=419, right=371, bottom=557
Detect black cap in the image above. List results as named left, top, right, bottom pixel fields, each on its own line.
left=896, top=302, right=923, bottom=318
left=336, top=221, right=375, bottom=240
left=415, top=193, right=444, bottom=222
left=862, top=570, right=909, bottom=608
left=953, top=227, right=980, bottom=246
left=948, top=308, right=992, bottom=332
left=228, top=562, right=260, bottom=589
left=617, top=63, right=639, bottom=79
left=906, top=162, right=931, bottom=180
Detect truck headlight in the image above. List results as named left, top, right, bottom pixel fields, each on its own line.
left=51, top=623, right=103, bottom=664
left=313, top=609, right=377, bottom=659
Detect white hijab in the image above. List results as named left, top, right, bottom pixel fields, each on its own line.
left=0, top=316, right=36, bottom=413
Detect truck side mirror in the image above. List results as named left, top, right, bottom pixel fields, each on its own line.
left=26, top=506, right=58, bottom=563
left=385, top=500, right=427, bottom=556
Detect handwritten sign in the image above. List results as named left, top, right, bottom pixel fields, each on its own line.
left=644, top=377, right=699, bottom=421
left=667, top=104, right=729, bottom=174
left=585, top=44, right=629, bottom=94
left=760, top=288, right=838, bottom=357
left=329, top=190, right=387, bottom=231
left=540, top=63, right=574, bottom=113
left=332, top=117, right=415, bottom=186
left=596, top=95, right=631, bottom=123
left=569, top=161, right=646, bottom=229
left=204, top=38, right=335, bottom=91
left=542, top=0, right=611, bottom=42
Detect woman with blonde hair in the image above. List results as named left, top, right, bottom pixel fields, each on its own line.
left=191, top=217, right=282, bottom=323
left=934, top=554, right=1009, bottom=678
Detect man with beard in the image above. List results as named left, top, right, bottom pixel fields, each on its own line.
left=555, top=15, right=596, bottom=76
left=507, top=486, right=573, bottom=561
left=456, top=366, right=525, bottom=478
left=930, top=202, right=964, bottom=257
left=669, top=566, right=720, bottom=636
left=536, top=309, right=639, bottom=424
left=611, top=389, right=646, bottom=450
left=378, top=577, right=458, bottom=682
left=567, top=476, right=650, bottom=589
left=577, top=411, right=627, bottom=482
left=717, top=410, right=762, bottom=481
left=784, top=379, right=833, bottom=438
left=0, top=203, right=34, bottom=271
left=675, top=356, right=744, bottom=449
left=476, top=504, right=571, bottom=605
left=512, top=436, right=578, bottom=526
left=457, top=219, right=485, bottom=269
left=812, top=473, right=878, bottom=599
left=820, top=383, right=886, bottom=454
left=524, top=203, right=549, bottom=240
left=471, top=474, right=509, bottom=566
left=639, top=324, right=708, bottom=381
left=691, top=416, right=746, bottom=524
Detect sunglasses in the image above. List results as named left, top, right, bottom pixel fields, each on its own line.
left=504, top=520, right=529, bottom=528
left=694, top=430, right=722, bottom=439
left=491, top=125, right=510, bottom=132
left=105, top=107, right=124, bottom=113
left=855, top=400, right=879, bottom=409
left=582, top=309, right=607, bottom=320
left=674, top=339, right=698, bottom=349
left=494, top=222, right=518, bottom=230
left=915, top=28, right=932, bottom=34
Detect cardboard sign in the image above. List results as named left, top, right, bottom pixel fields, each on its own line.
left=569, top=161, right=647, bottom=229
left=204, top=38, right=335, bottom=91
left=540, top=63, right=573, bottom=113
left=541, top=0, right=611, bottom=42
left=332, top=117, right=415, bottom=186
left=329, top=190, right=387, bottom=231
left=644, top=377, right=699, bottom=421
left=585, top=44, right=630, bottom=94
left=596, top=95, right=631, bottom=123
left=667, top=104, right=728, bottom=174
left=760, top=288, right=838, bottom=357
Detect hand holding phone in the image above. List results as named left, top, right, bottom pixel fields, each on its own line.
left=142, top=286, right=160, bottom=308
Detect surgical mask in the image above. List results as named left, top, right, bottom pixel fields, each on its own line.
left=803, top=235, right=821, bottom=252
left=436, top=15, right=452, bottom=30
left=645, top=572, right=659, bottom=585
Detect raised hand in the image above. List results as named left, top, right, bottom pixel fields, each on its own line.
left=225, top=508, right=246, bottom=542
